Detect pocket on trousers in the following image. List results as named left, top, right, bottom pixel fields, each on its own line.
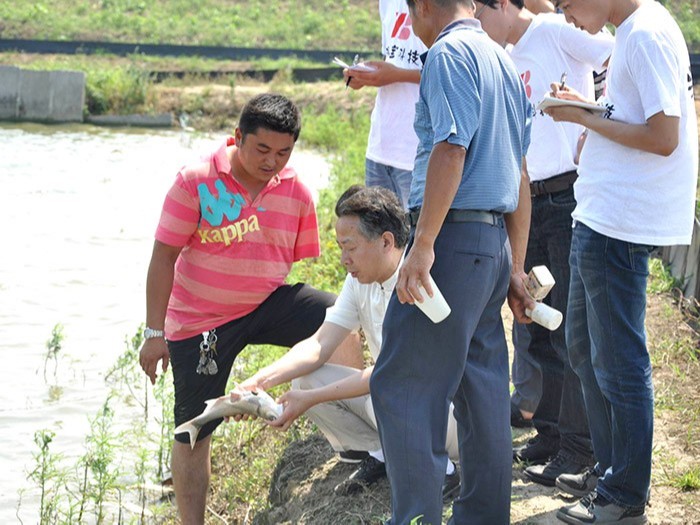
left=548, top=188, right=576, bottom=209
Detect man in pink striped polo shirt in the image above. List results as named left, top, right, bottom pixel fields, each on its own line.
left=139, top=94, right=360, bottom=524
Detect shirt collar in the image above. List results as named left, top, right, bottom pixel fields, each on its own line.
left=421, top=18, right=481, bottom=64
left=380, top=254, right=404, bottom=294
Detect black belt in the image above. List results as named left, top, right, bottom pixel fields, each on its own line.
left=530, top=170, right=578, bottom=197
left=408, top=209, right=502, bottom=227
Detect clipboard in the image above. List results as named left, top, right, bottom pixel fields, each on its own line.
left=536, top=96, right=606, bottom=113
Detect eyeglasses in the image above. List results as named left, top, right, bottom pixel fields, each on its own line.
left=474, top=1, right=490, bottom=19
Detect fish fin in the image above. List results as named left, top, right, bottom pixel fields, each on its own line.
left=174, top=421, right=200, bottom=450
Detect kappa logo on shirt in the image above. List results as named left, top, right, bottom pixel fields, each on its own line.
left=391, top=12, right=413, bottom=40
left=196, top=180, right=262, bottom=246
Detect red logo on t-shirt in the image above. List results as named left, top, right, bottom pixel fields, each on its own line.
left=391, top=12, right=413, bottom=40
left=520, top=70, right=532, bottom=99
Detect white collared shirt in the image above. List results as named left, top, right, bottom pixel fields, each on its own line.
left=324, top=262, right=400, bottom=362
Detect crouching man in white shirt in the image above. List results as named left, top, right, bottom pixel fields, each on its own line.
left=238, top=185, right=460, bottom=497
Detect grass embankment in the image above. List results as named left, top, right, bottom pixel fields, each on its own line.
left=1, top=0, right=698, bottom=51
left=0, top=0, right=380, bottom=50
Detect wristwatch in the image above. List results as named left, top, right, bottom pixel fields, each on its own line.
left=144, top=327, right=165, bottom=340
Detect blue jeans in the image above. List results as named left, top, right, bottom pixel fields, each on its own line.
left=526, top=187, right=592, bottom=464
left=566, top=221, right=655, bottom=511
left=372, top=219, right=512, bottom=525
left=365, top=158, right=413, bottom=210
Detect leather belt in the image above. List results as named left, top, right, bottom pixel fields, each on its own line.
left=530, top=170, right=578, bottom=197
left=408, top=209, right=502, bottom=227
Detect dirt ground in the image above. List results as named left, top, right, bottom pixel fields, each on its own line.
left=247, top=289, right=700, bottom=525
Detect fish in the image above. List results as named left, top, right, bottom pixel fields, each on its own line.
left=174, top=389, right=283, bottom=449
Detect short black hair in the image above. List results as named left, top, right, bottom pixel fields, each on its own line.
left=335, top=185, right=409, bottom=249
left=238, top=93, right=302, bottom=141
left=474, top=0, right=523, bottom=10
left=406, top=0, right=475, bottom=10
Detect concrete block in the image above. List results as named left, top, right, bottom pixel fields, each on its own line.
left=0, top=66, right=20, bottom=119
left=18, top=69, right=52, bottom=120
left=48, top=70, right=85, bottom=122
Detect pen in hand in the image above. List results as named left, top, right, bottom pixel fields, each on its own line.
left=346, top=54, right=359, bottom=89
left=559, top=72, right=567, bottom=91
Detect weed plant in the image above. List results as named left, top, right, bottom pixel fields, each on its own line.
left=85, top=66, right=150, bottom=115
left=28, top=430, right=62, bottom=523
left=43, top=323, right=64, bottom=383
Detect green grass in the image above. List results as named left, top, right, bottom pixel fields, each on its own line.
left=0, top=0, right=380, bottom=51
left=672, top=467, right=700, bottom=491
left=662, top=0, right=700, bottom=51
left=648, top=258, right=682, bottom=295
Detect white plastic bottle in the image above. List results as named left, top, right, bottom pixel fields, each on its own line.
left=525, top=302, right=563, bottom=331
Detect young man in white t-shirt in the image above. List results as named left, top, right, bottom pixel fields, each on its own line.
left=544, top=1, right=698, bottom=523
left=475, top=0, right=613, bottom=488
left=237, top=185, right=460, bottom=498
left=342, top=0, right=427, bottom=209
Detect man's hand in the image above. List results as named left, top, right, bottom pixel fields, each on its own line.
left=508, top=271, right=536, bottom=324
left=225, top=386, right=256, bottom=422
left=343, top=61, right=400, bottom=89
left=396, top=242, right=435, bottom=305
left=139, top=338, right=169, bottom=385
left=237, top=376, right=262, bottom=394
left=544, top=83, right=593, bottom=126
left=267, top=389, right=316, bottom=431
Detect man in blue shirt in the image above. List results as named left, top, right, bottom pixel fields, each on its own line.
left=370, top=1, right=533, bottom=523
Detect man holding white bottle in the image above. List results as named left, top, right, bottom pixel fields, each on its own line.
left=369, top=1, right=534, bottom=522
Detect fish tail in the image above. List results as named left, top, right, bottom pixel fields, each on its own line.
left=174, top=421, right=200, bottom=450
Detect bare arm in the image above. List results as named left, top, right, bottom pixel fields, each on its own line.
left=545, top=85, right=680, bottom=156
left=139, top=240, right=182, bottom=384
left=524, top=0, right=555, bottom=13
left=505, top=159, right=535, bottom=323
left=269, top=366, right=374, bottom=431
left=240, top=321, right=351, bottom=391
left=396, top=141, right=465, bottom=305
left=344, top=61, right=421, bottom=90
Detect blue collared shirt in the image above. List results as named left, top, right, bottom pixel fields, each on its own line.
left=408, top=19, right=532, bottom=212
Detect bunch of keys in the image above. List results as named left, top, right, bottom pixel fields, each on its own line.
left=196, top=329, right=219, bottom=375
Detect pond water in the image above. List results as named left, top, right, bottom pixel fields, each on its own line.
left=0, top=123, right=331, bottom=523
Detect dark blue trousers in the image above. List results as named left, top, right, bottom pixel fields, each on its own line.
left=371, top=219, right=512, bottom=525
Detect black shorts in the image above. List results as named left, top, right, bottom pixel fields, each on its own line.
left=168, top=283, right=335, bottom=444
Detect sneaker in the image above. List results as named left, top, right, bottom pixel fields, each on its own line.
left=337, top=450, right=369, bottom=464
left=334, top=456, right=386, bottom=495
left=525, top=453, right=593, bottom=487
left=513, top=435, right=557, bottom=465
left=511, top=401, right=534, bottom=428
left=442, top=467, right=461, bottom=503
left=556, top=492, right=647, bottom=524
left=556, top=467, right=600, bottom=498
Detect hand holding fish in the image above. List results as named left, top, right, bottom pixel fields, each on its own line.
left=174, top=388, right=283, bottom=449
left=139, top=338, right=169, bottom=385
left=226, top=383, right=258, bottom=422
left=266, top=389, right=316, bottom=431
